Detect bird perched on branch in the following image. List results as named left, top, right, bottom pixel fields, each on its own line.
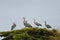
left=33, top=19, right=42, bottom=26
left=45, top=21, right=52, bottom=28
left=11, top=22, right=16, bottom=30
left=23, top=17, right=32, bottom=28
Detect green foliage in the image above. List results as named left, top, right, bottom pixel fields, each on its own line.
left=0, top=27, right=60, bottom=40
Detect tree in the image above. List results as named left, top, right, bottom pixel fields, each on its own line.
left=0, top=27, right=59, bottom=40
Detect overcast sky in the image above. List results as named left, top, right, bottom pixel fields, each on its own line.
left=0, top=0, right=60, bottom=39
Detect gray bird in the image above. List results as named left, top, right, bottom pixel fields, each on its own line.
left=11, top=22, right=16, bottom=30
left=45, top=21, right=52, bottom=28
left=23, top=17, right=32, bottom=28
left=33, top=19, right=42, bottom=26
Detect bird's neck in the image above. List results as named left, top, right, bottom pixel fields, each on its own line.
left=23, top=19, right=27, bottom=23
left=45, top=22, right=48, bottom=25
left=23, top=18, right=25, bottom=21
left=45, top=22, right=47, bottom=25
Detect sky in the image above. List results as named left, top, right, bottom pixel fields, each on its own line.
left=0, top=0, right=60, bottom=39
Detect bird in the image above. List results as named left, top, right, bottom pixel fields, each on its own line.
left=23, top=17, right=32, bottom=28
left=11, top=22, right=16, bottom=30
left=45, top=21, right=52, bottom=28
left=33, top=19, right=42, bottom=26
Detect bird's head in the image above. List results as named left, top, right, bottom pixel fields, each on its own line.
left=13, top=22, right=15, bottom=24
left=23, top=17, right=25, bottom=20
left=23, top=17, right=26, bottom=22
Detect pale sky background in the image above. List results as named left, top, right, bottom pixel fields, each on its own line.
left=0, top=0, right=60, bottom=40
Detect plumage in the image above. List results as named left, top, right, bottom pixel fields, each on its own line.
left=11, top=22, right=16, bottom=30
left=34, top=19, right=42, bottom=26
left=45, top=21, right=52, bottom=28
left=23, top=17, right=32, bottom=27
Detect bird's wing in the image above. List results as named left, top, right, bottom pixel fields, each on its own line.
left=46, top=25, right=52, bottom=28
left=35, top=22, right=42, bottom=26
left=26, top=23, right=32, bottom=27
left=11, top=26, right=14, bottom=30
left=11, top=24, right=16, bottom=30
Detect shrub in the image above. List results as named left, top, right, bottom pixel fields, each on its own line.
left=0, top=27, right=59, bottom=40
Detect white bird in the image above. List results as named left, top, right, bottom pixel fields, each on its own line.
left=45, top=21, right=52, bottom=28
left=33, top=19, right=42, bottom=26
left=11, top=22, right=16, bottom=30
left=23, top=17, right=32, bottom=28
